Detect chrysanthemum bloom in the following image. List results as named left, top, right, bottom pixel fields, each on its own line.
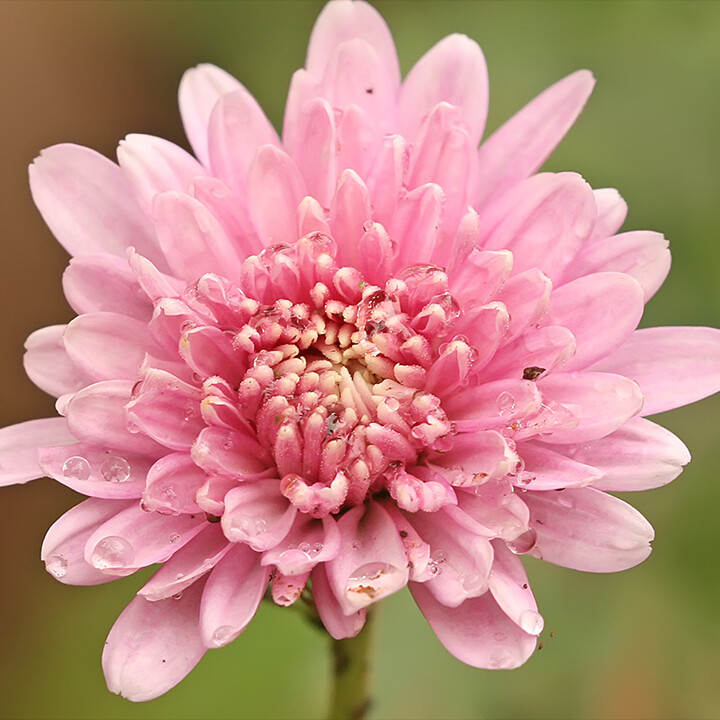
left=2, top=0, right=720, bottom=702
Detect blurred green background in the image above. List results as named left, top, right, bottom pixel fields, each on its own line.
left=1, top=1, right=719, bottom=718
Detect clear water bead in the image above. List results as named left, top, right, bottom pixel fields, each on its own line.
left=519, top=609, right=544, bottom=636
left=211, top=625, right=236, bottom=647
left=62, top=456, right=91, bottom=482
left=45, top=555, right=68, bottom=579
left=460, top=573, right=486, bottom=593
left=507, top=528, right=538, bottom=555
left=100, top=456, right=131, bottom=483
left=496, top=392, right=516, bottom=415
left=230, top=514, right=259, bottom=538
left=91, top=536, right=135, bottom=570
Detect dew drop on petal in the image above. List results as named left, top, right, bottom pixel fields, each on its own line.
left=489, top=651, right=516, bottom=669
left=519, top=609, right=544, bottom=636
left=496, top=392, right=516, bottom=415
left=45, top=555, right=68, bottom=579
left=172, top=592, right=183, bottom=601
left=493, top=631, right=507, bottom=642
left=460, top=573, right=486, bottom=593
left=507, top=528, right=538, bottom=555
left=230, top=514, right=259, bottom=539
left=62, top=456, right=91, bottom=481
left=211, top=625, right=236, bottom=647
left=91, top=536, right=135, bottom=570
left=346, top=562, right=401, bottom=599
left=255, top=519, right=268, bottom=534
left=169, top=533, right=181, bottom=544
left=100, top=456, right=131, bottom=483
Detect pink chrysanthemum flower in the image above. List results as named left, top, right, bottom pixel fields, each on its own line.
left=2, top=0, right=720, bottom=702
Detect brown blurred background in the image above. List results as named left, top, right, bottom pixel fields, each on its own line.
left=1, top=2, right=719, bottom=719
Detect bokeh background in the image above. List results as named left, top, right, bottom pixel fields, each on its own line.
left=1, top=1, right=719, bottom=718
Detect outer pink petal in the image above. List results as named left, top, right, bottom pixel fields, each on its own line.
left=42, top=498, right=136, bottom=585
left=84, top=503, right=205, bottom=572
left=207, top=88, right=280, bottom=194
left=390, top=183, right=444, bottom=269
left=117, top=134, right=205, bottom=216
left=411, top=583, right=537, bottom=669
left=102, top=577, right=207, bottom=702
left=66, top=380, right=165, bottom=456
left=517, top=442, right=602, bottom=490
left=546, top=272, right=644, bottom=371
left=400, top=34, right=488, bottom=145
left=590, top=188, right=628, bottom=241
left=563, top=231, right=671, bottom=302
left=0, top=418, right=75, bottom=486
left=152, top=191, right=244, bottom=282
left=537, top=372, right=644, bottom=444
left=556, top=416, right=690, bottom=492
left=480, top=172, right=596, bottom=283
left=524, top=487, right=654, bottom=572
left=38, top=442, right=149, bottom=498
left=29, top=144, right=163, bottom=267
left=24, top=325, right=88, bottom=398
left=306, top=0, right=400, bottom=89
left=475, top=70, right=595, bottom=207
left=63, top=312, right=155, bottom=382
left=138, top=524, right=231, bottom=601
left=63, top=254, right=152, bottom=321
left=312, top=563, right=366, bottom=640
left=591, top=327, right=720, bottom=415
left=246, top=145, right=306, bottom=245
left=142, top=452, right=205, bottom=515
left=325, top=502, right=409, bottom=615
left=178, top=63, right=242, bottom=167
left=199, top=543, right=270, bottom=648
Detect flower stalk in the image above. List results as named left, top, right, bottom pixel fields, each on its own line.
left=328, top=610, right=374, bottom=720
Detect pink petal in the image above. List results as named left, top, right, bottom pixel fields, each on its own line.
left=336, top=104, right=382, bottom=183
left=546, top=272, right=644, bottom=371
left=455, top=481, right=530, bottom=542
left=282, top=69, right=322, bottom=155
left=125, top=369, right=203, bottom=451
left=207, top=88, right=280, bottom=194
left=488, top=542, right=543, bottom=636
left=24, top=325, right=88, bottom=398
left=495, top=268, right=552, bottom=343
left=591, top=327, right=720, bottom=415
left=152, top=191, right=244, bottom=282
left=199, top=543, right=270, bottom=647
left=117, top=134, right=205, bottom=216
left=516, top=442, right=601, bottom=490
left=312, top=563, right=366, bottom=640
left=191, top=426, right=271, bottom=479
left=411, top=582, right=537, bottom=668
left=410, top=507, right=494, bottom=607
left=246, top=145, right=306, bottom=245
left=63, top=312, right=155, bottom=382
left=66, top=380, right=165, bottom=456
left=138, top=524, right=231, bottom=601
left=306, top=0, right=400, bottom=90
left=590, top=188, right=628, bottom=241
left=321, top=38, right=396, bottom=131
left=178, top=63, right=242, bottom=167
left=563, top=231, right=671, bottom=302
left=221, top=480, right=297, bottom=552
left=475, top=70, right=595, bottom=207
left=29, top=144, right=163, bottom=267
left=0, top=418, right=76, bottom=486
left=400, top=34, right=488, bottom=145
left=41, top=497, right=135, bottom=585
left=450, top=249, right=513, bottom=310
left=102, top=577, right=207, bottom=702
left=556, top=416, right=691, bottom=491
left=142, top=453, right=205, bottom=515
left=325, top=502, right=409, bottom=614
left=38, top=442, right=149, bottom=498
left=480, top=172, right=596, bottom=283
left=524, top=486, right=654, bottom=572
left=291, top=98, right=337, bottom=208
left=366, top=134, right=409, bottom=226
left=85, top=503, right=205, bottom=572
left=330, top=169, right=372, bottom=268
left=390, top=183, right=444, bottom=269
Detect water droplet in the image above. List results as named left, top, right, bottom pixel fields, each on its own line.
left=223, top=438, right=234, bottom=450
left=62, top=456, right=91, bottom=482
left=169, top=533, right=181, bottom=544
left=309, top=542, right=323, bottom=556
left=45, top=555, right=67, bottom=579
left=91, top=536, right=134, bottom=569
left=298, top=542, right=311, bottom=553
left=172, top=592, right=183, bottom=601
left=427, top=561, right=443, bottom=576
left=489, top=651, right=516, bottom=669
left=255, top=519, right=268, bottom=534
left=493, top=631, right=507, bottom=642
left=496, top=392, right=516, bottom=415
left=519, top=609, right=544, bottom=636
left=101, top=456, right=131, bottom=483
left=460, top=573, right=486, bottom=593
left=430, top=549, right=447, bottom=563
left=278, top=548, right=312, bottom=573
left=183, top=402, right=197, bottom=422
left=507, top=528, right=538, bottom=555
left=140, top=500, right=153, bottom=513
left=211, top=625, right=236, bottom=647
left=346, top=562, right=400, bottom=599
left=175, top=572, right=185, bottom=580
left=230, top=514, right=259, bottom=538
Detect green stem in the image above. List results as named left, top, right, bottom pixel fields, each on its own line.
left=327, top=610, right=375, bottom=720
